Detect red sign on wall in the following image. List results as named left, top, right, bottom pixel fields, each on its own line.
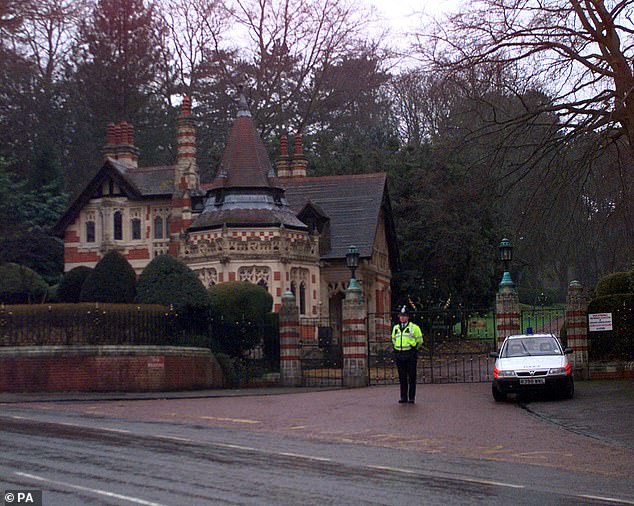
left=147, top=356, right=165, bottom=369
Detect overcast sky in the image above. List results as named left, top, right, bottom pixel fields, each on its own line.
left=366, top=0, right=462, bottom=35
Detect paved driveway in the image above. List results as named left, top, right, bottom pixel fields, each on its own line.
left=520, top=379, right=634, bottom=449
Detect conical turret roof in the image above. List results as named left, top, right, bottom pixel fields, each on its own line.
left=210, top=91, right=274, bottom=189
left=190, top=90, right=307, bottom=231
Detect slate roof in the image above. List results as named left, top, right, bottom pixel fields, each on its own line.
left=124, top=165, right=175, bottom=196
left=52, top=158, right=180, bottom=236
left=280, top=173, right=398, bottom=266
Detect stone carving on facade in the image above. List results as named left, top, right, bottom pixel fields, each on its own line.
left=196, top=267, right=218, bottom=287
left=239, top=266, right=271, bottom=287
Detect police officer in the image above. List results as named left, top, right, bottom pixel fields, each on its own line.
left=391, top=305, right=423, bottom=403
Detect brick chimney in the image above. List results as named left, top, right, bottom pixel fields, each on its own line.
left=176, top=95, right=199, bottom=191
left=102, top=121, right=140, bottom=168
left=290, top=132, right=308, bottom=177
left=275, top=134, right=291, bottom=177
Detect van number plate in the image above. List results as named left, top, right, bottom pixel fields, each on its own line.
left=520, top=378, right=545, bottom=385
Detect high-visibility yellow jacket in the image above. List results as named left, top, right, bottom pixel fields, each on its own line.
left=391, top=322, right=423, bottom=351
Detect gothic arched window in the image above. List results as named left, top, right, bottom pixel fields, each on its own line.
left=113, top=211, right=123, bottom=240
left=131, top=217, right=141, bottom=240
left=154, top=216, right=163, bottom=239
left=86, top=221, right=95, bottom=243
left=299, top=282, right=306, bottom=315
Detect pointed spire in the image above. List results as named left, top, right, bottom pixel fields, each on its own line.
left=237, top=85, right=251, bottom=118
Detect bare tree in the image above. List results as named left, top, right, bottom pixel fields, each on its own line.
left=15, top=0, right=87, bottom=86
left=420, top=0, right=634, bottom=160
left=157, top=0, right=231, bottom=98
left=230, top=0, right=377, bottom=135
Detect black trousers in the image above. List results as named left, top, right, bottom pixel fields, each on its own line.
left=395, top=350, right=418, bottom=401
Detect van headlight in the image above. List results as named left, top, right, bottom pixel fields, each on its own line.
left=548, top=367, right=567, bottom=375
left=496, top=370, right=516, bottom=377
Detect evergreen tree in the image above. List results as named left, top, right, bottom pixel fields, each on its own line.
left=135, top=254, right=208, bottom=311
left=79, top=250, right=136, bottom=303
left=58, top=266, right=93, bottom=302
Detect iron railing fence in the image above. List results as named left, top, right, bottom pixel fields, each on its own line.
left=0, top=303, right=281, bottom=387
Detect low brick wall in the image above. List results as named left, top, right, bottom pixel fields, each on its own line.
left=0, top=346, right=224, bottom=393
left=587, top=362, right=634, bottom=380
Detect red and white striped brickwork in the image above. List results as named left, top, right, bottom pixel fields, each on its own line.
left=496, top=290, right=521, bottom=349
left=342, top=287, right=369, bottom=387
left=565, top=280, right=588, bottom=370
left=279, top=292, right=302, bottom=386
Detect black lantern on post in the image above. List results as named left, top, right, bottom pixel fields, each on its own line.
left=497, top=238, right=514, bottom=291
left=346, top=245, right=360, bottom=279
left=498, top=238, right=513, bottom=271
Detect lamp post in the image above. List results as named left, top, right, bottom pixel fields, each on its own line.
left=345, top=245, right=361, bottom=291
left=498, top=238, right=515, bottom=291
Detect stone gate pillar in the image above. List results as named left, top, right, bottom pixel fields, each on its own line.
left=342, top=280, right=369, bottom=388
left=565, top=280, right=589, bottom=377
left=279, top=290, right=302, bottom=386
left=496, top=278, right=521, bottom=349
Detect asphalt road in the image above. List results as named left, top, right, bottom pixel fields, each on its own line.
left=1, top=381, right=633, bottom=505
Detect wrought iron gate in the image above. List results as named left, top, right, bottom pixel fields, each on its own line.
left=298, top=317, right=343, bottom=386
left=368, top=308, right=497, bottom=385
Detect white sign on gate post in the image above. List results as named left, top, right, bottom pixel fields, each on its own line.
left=588, top=313, right=613, bottom=332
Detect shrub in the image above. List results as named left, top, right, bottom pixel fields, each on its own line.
left=58, top=266, right=93, bottom=303
left=208, top=281, right=273, bottom=323
left=595, top=272, right=631, bottom=297
left=80, top=251, right=136, bottom=303
left=208, top=282, right=275, bottom=357
left=214, top=352, right=237, bottom=387
left=136, top=254, right=210, bottom=334
left=0, top=263, right=48, bottom=304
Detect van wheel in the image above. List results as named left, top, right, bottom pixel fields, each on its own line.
left=492, top=383, right=507, bottom=402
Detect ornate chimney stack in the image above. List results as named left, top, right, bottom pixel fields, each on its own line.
left=291, top=132, right=308, bottom=177
left=101, top=121, right=140, bottom=168
left=275, top=134, right=291, bottom=177
left=176, top=95, right=199, bottom=191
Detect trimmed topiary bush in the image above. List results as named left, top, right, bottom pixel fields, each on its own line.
left=208, top=281, right=273, bottom=323
left=136, top=255, right=209, bottom=310
left=595, top=271, right=631, bottom=297
left=80, top=251, right=136, bottom=303
left=136, top=254, right=210, bottom=333
left=0, top=263, right=48, bottom=304
left=58, top=266, right=93, bottom=303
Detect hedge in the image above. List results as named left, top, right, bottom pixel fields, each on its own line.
left=0, top=303, right=175, bottom=346
left=595, top=272, right=631, bottom=297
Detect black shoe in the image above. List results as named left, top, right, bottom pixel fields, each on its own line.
left=407, top=400, right=415, bottom=403
left=398, top=399, right=407, bottom=403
